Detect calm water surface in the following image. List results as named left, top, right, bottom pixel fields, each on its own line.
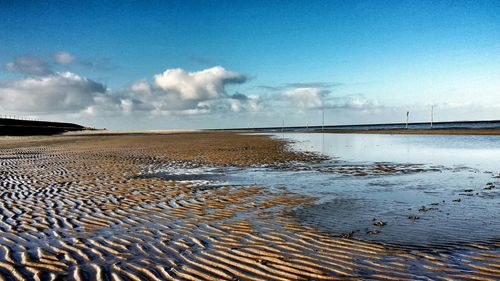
left=287, top=133, right=500, bottom=169
left=276, top=133, right=500, bottom=247
left=148, top=133, right=500, bottom=247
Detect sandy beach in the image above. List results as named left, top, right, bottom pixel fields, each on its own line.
left=0, top=132, right=499, bottom=280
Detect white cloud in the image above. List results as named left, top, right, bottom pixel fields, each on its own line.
left=118, top=66, right=251, bottom=115
left=228, top=93, right=261, bottom=112
left=130, top=79, right=151, bottom=93
left=276, top=84, right=380, bottom=112
left=327, top=95, right=379, bottom=110
left=153, top=66, right=247, bottom=100
left=0, top=72, right=107, bottom=113
left=54, top=51, right=75, bottom=65
left=282, top=87, right=324, bottom=109
left=0, top=65, right=253, bottom=116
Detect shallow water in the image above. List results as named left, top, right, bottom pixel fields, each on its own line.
left=285, top=133, right=500, bottom=170
left=277, top=133, right=500, bottom=247
left=148, top=133, right=500, bottom=247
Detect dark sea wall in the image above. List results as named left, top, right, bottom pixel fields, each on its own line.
left=0, top=118, right=85, bottom=136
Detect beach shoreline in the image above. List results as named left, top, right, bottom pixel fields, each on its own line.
left=0, top=132, right=498, bottom=280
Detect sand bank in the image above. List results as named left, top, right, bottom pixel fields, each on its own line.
left=0, top=132, right=498, bottom=280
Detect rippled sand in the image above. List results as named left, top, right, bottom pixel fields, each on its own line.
left=0, top=133, right=499, bottom=280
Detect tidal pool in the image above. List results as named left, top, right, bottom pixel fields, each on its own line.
left=278, top=133, right=500, bottom=247
left=145, top=133, right=500, bottom=247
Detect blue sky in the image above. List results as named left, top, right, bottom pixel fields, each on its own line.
left=1, top=1, right=499, bottom=129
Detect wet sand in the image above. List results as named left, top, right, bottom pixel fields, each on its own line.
left=0, top=132, right=499, bottom=280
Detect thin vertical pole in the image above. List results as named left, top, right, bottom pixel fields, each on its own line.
left=406, top=111, right=409, bottom=129
left=322, top=106, right=325, bottom=132
left=281, top=119, right=285, bottom=138
left=431, top=105, right=434, bottom=129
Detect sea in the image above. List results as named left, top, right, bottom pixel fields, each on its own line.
left=227, top=120, right=500, bottom=131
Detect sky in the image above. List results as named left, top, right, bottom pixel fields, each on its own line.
left=1, top=0, right=499, bottom=129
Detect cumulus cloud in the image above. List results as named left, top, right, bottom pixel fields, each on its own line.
left=282, top=87, right=326, bottom=109
left=53, top=51, right=75, bottom=65
left=118, top=66, right=252, bottom=115
left=153, top=66, right=247, bottom=100
left=130, top=79, right=151, bottom=93
left=0, top=72, right=108, bottom=113
left=0, top=60, right=257, bottom=117
left=4, top=56, right=52, bottom=76
left=229, top=93, right=260, bottom=112
left=274, top=83, right=380, bottom=113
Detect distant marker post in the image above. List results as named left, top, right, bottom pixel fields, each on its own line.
left=431, top=105, right=434, bottom=129
left=406, top=111, right=409, bottom=129
left=322, top=106, right=325, bottom=132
